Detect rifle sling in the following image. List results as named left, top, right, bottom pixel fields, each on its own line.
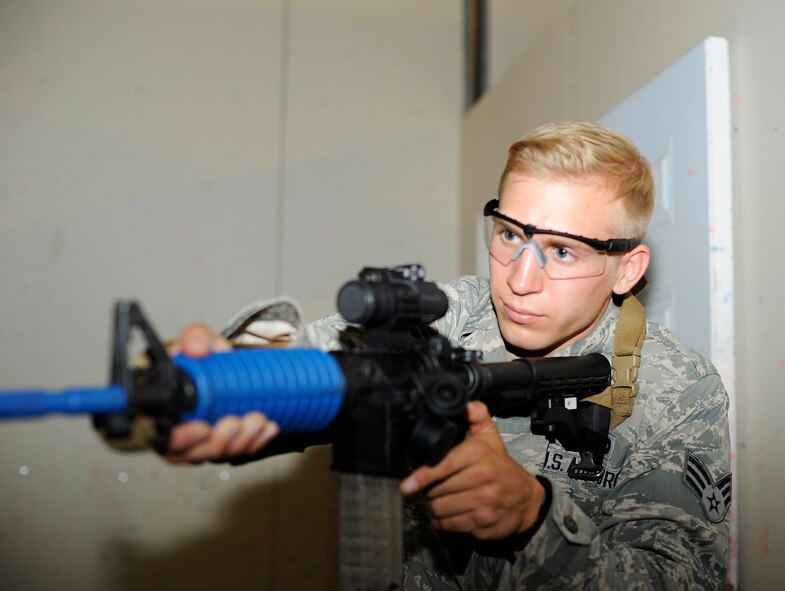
left=584, top=292, right=647, bottom=429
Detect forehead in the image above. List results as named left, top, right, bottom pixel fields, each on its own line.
left=498, top=173, right=623, bottom=238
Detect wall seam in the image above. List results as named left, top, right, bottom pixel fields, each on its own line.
left=275, top=0, right=291, bottom=295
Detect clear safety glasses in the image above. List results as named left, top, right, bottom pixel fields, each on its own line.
left=482, top=199, right=641, bottom=280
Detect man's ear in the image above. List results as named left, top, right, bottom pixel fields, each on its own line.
left=612, top=244, right=650, bottom=295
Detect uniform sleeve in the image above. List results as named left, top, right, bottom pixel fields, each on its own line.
left=212, top=298, right=345, bottom=464
left=462, top=373, right=731, bottom=590
left=222, top=275, right=489, bottom=350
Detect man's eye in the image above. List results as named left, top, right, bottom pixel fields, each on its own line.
left=500, top=229, right=521, bottom=243
left=552, top=246, right=575, bottom=261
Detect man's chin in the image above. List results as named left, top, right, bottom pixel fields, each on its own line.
left=500, top=326, right=558, bottom=357
left=494, top=303, right=559, bottom=355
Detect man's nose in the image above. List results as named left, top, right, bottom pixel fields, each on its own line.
left=507, top=241, right=546, bottom=294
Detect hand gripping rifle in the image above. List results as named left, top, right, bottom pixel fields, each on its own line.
left=0, top=264, right=612, bottom=589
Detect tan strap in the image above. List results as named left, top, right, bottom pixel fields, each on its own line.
left=585, top=293, right=647, bottom=429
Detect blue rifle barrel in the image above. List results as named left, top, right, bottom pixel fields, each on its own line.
left=0, top=348, right=346, bottom=433
left=0, top=385, right=127, bottom=417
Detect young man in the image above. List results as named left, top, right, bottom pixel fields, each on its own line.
left=167, top=122, right=730, bottom=589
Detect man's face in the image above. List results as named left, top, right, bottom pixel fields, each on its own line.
left=489, top=172, right=629, bottom=355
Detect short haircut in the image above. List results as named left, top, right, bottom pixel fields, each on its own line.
left=498, top=121, right=656, bottom=239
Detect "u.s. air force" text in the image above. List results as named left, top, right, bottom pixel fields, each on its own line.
left=542, top=449, right=620, bottom=489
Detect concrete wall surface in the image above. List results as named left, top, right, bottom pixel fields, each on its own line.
left=0, top=1, right=461, bottom=589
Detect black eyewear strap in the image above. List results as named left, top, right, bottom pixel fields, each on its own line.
left=483, top=199, right=641, bottom=253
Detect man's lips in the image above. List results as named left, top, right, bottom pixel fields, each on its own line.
left=503, top=303, right=543, bottom=324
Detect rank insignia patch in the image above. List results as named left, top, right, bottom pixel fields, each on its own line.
left=683, top=450, right=731, bottom=523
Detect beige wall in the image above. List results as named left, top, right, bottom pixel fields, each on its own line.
left=487, top=0, right=570, bottom=89
left=0, top=1, right=461, bottom=589
left=461, top=1, right=781, bottom=589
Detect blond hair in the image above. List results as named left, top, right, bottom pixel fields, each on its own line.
left=498, top=121, right=655, bottom=239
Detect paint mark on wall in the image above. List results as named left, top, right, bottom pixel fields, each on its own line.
left=759, top=528, right=769, bottom=555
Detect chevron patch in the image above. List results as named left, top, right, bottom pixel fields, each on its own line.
left=682, top=449, right=731, bottom=523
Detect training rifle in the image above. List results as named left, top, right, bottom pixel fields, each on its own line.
left=0, top=263, right=612, bottom=590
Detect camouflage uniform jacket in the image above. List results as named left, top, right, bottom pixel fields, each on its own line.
left=235, top=274, right=731, bottom=590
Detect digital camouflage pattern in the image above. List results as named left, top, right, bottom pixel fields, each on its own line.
left=233, top=274, right=731, bottom=590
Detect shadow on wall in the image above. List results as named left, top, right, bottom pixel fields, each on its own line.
left=111, top=445, right=339, bottom=591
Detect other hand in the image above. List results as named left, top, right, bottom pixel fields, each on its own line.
left=162, top=323, right=279, bottom=464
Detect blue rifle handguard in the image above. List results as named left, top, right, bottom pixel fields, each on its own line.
left=175, top=348, right=345, bottom=431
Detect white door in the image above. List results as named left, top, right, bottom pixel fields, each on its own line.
left=599, top=37, right=736, bottom=584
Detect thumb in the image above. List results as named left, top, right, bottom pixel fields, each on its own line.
left=466, top=400, right=501, bottom=440
left=466, top=401, right=505, bottom=452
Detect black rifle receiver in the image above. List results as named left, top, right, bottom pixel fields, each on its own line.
left=327, top=264, right=612, bottom=480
